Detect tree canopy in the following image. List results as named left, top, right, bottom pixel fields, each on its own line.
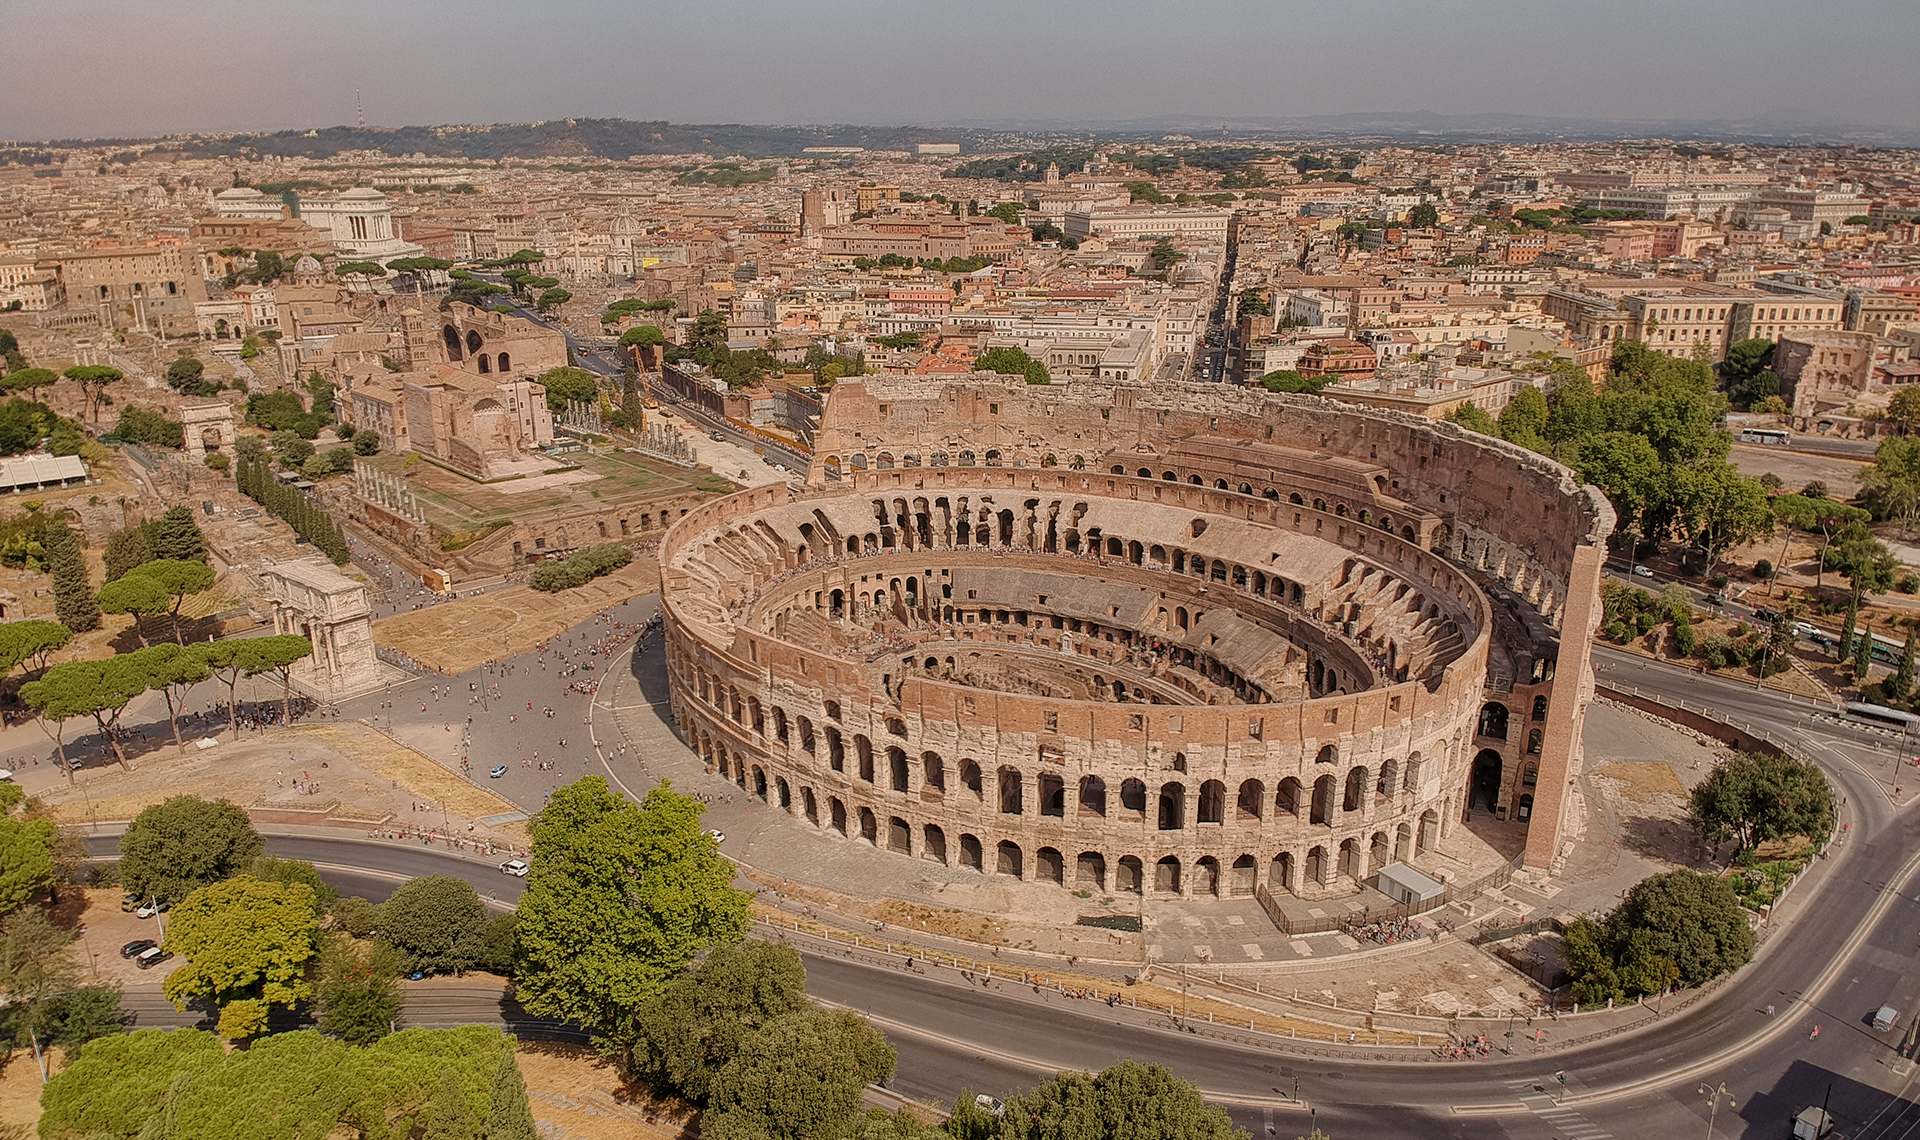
left=702, top=1009, right=897, bottom=1140
left=974, top=346, right=1049, bottom=386
left=117, top=795, right=264, bottom=905
left=378, top=874, right=493, bottom=975
left=629, top=939, right=811, bottom=1101
left=1688, top=751, right=1834, bottom=850
left=1563, top=868, right=1756, bottom=1004
left=163, top=876, right=322, bottom=1032
left=514, top=778, right=750, bottom=1060
left=993, top=1061, right=1246, bottom=1140
left=539, top=366, right=600, bottom=413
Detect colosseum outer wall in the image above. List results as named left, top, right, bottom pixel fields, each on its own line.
left=660, top=377, right=1611, bottom=897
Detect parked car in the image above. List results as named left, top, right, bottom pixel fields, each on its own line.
left=490, top=765, right=508, bottom=778
left=1631, top=565, right=1655, bottom=578
left=135, top=900, right=169, bottom=920
left=119, top=939, right=157, bottom=959
left=974, top=1095, right=1006, bottom=1118
left=1702, top=592, right=1725, bottom=605
left=710, top=431, right=726, bottom=442
left=120, top=893, right=141, bottom=913
left=500, top=859, right=529, bottom=877
left=705, top=828, right=726, bottom=844
left=135, top=947, right=172, bottom=970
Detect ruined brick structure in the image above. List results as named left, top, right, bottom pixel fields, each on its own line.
left=660, top=377, right=1611, bottom=900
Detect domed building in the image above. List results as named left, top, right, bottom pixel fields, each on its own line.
left=659, top=377, right=1612, bottom=907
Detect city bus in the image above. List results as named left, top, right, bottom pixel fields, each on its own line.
left=1737, top=427, right=1792, bottom=445
left=1841, top=702, right=1919, bottom=733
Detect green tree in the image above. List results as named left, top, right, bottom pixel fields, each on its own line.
left=514, top=778, right=750, bottom=1063
left=1671, top=464, right=1773, bottom=580
left=249, top=854, right=340, bottom=914
left=1896, top=625, right=1917, bottom=701
left=38, top=1028, right=226, bottom=1139
left=1258, top=370, right=1333, bottom=394
left=20, top=655, right=147, bottom=771
left=994, top=1060, right=1245, bottom=1140
left=379, top=874, right=491, bottom=975
left=1497, top=385, right=1550, bottom=451
left=1449, top=400, right=1498, bottom=435
left=0, top=618, right=69, bottom=679
left=103, top=523, right=155, bottom=581
left=1890, top=387, right=1920, bottom=435
left=0, top=815, right=56, bottom=913
left=334, top=261, right=387, bottom=278
left=64, top=364, right=123, bottom=426
left=164, top=356, right=205, bottom=393
left=0, top=906, right=79, bottom=1030
left=44, top=521, right=99, bottom=633
left=1407, top=200, right=1440, bottom=228
left=1855, top=619, right=1874, bottom=681
left=98, top=571, right=169, bottom=646
left=701, top=1009, right=896, bottom=1140
left=1688, top=752, right=1835, bottom=850
left=315, top=933, right=405, bottom=1046
left=1579, top=434, right=1665, bottom=566
left=974, top=346, right=1049, bottom=385
left=483, top=1045, right=539, bottom=1140
left=535, top=287, right=573, bottom=312
left=152, top=504, right=209, bottom=564
left=630, top=939, right=810, bottom=1100
left=424, top=1065, right=479, bottom=1140
left=126, top=557, right=216, bottom=643
left=0, top=366, right=56, bottom=396
left=162, top=877, right=321, bottom=1020
left=1861, top=435, right=1920, bottom=533
left=242, top=633, right=315, bottom=724
left=117, top=795, right=263, bottom=905
left=539, top=366, right=600, bottom=413
left=1833, top=520, right=1900, bottom=598
left=353, top=429, right=380, bottom=455
left=620, top=324, right=667, bottom=348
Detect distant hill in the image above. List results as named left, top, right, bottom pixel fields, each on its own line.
left=37, top=120, right=987, bottom=161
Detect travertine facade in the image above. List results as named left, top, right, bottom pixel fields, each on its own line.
left=662, top=374, right=1609, bottom=899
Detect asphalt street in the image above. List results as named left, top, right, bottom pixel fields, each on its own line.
left=65, top=587, right=1920, bottom=1137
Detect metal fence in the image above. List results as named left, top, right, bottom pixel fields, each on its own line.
left=1254, top=852, right=1523, bottom=936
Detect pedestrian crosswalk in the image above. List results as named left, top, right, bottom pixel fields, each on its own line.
left=1504, top=1077, right=1613, bottom=1139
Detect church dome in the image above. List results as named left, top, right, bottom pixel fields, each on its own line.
left=293, top=254, right=324, bottom=276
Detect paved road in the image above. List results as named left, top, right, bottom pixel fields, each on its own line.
left=69, top=580, right=1920, bottom=1137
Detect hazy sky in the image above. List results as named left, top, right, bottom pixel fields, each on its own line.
left=3, top=0, right=1914, bottom=140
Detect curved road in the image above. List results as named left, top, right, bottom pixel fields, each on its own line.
left=82, top=619, right=1920, bottom=1137
left=94, top=734, right=1920, bottom=1140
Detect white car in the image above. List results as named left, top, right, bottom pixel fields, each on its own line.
left=500, top=859, right=529, bottom=877
left=1631, top=565, right=1656, bottom=578
left=705, top=828, right=726, bottom=844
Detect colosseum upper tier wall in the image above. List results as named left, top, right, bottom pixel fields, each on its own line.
left=659, top=377, right=1613, bottom=899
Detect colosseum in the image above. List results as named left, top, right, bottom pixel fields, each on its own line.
left=659, top=377, right=1612, bottom=907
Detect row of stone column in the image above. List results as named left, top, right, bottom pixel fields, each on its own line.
left=353, top=460, right=427, bottom=524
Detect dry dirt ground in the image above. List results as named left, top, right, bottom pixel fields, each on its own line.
left=517, top=1042, right=693, bottom=1140
left=372, top=559, right=662, bottom=673
left=18, top=722, right=529, bottom=846
left=1727, top=442, right=1867, bottom=499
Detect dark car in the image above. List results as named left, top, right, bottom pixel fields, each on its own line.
left=119, top=938, right=157, bottom=959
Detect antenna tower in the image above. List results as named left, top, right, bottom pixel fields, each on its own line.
left=356, top=90, right=365, bottom=130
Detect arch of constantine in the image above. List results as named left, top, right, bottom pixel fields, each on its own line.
left=659, top=377, right=1612, bottom=906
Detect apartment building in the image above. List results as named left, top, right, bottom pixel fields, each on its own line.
left=1061, top=208, right=1232, bottom=243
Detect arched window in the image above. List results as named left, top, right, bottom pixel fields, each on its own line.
left=477, top=353, right=491, bottom=374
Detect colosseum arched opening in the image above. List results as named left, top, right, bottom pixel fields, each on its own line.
left=659, top=377, right=1612, bottom=918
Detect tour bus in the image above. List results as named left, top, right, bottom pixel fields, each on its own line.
left=1737, top=427, right=1792, bottom=445
left=1842, top=701, right=1920, bottom=734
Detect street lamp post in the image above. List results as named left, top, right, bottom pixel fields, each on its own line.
left=1699, top=1082, right=1736, bottom=1140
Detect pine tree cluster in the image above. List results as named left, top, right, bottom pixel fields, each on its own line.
left=236, top=458, right=349, bottom=564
